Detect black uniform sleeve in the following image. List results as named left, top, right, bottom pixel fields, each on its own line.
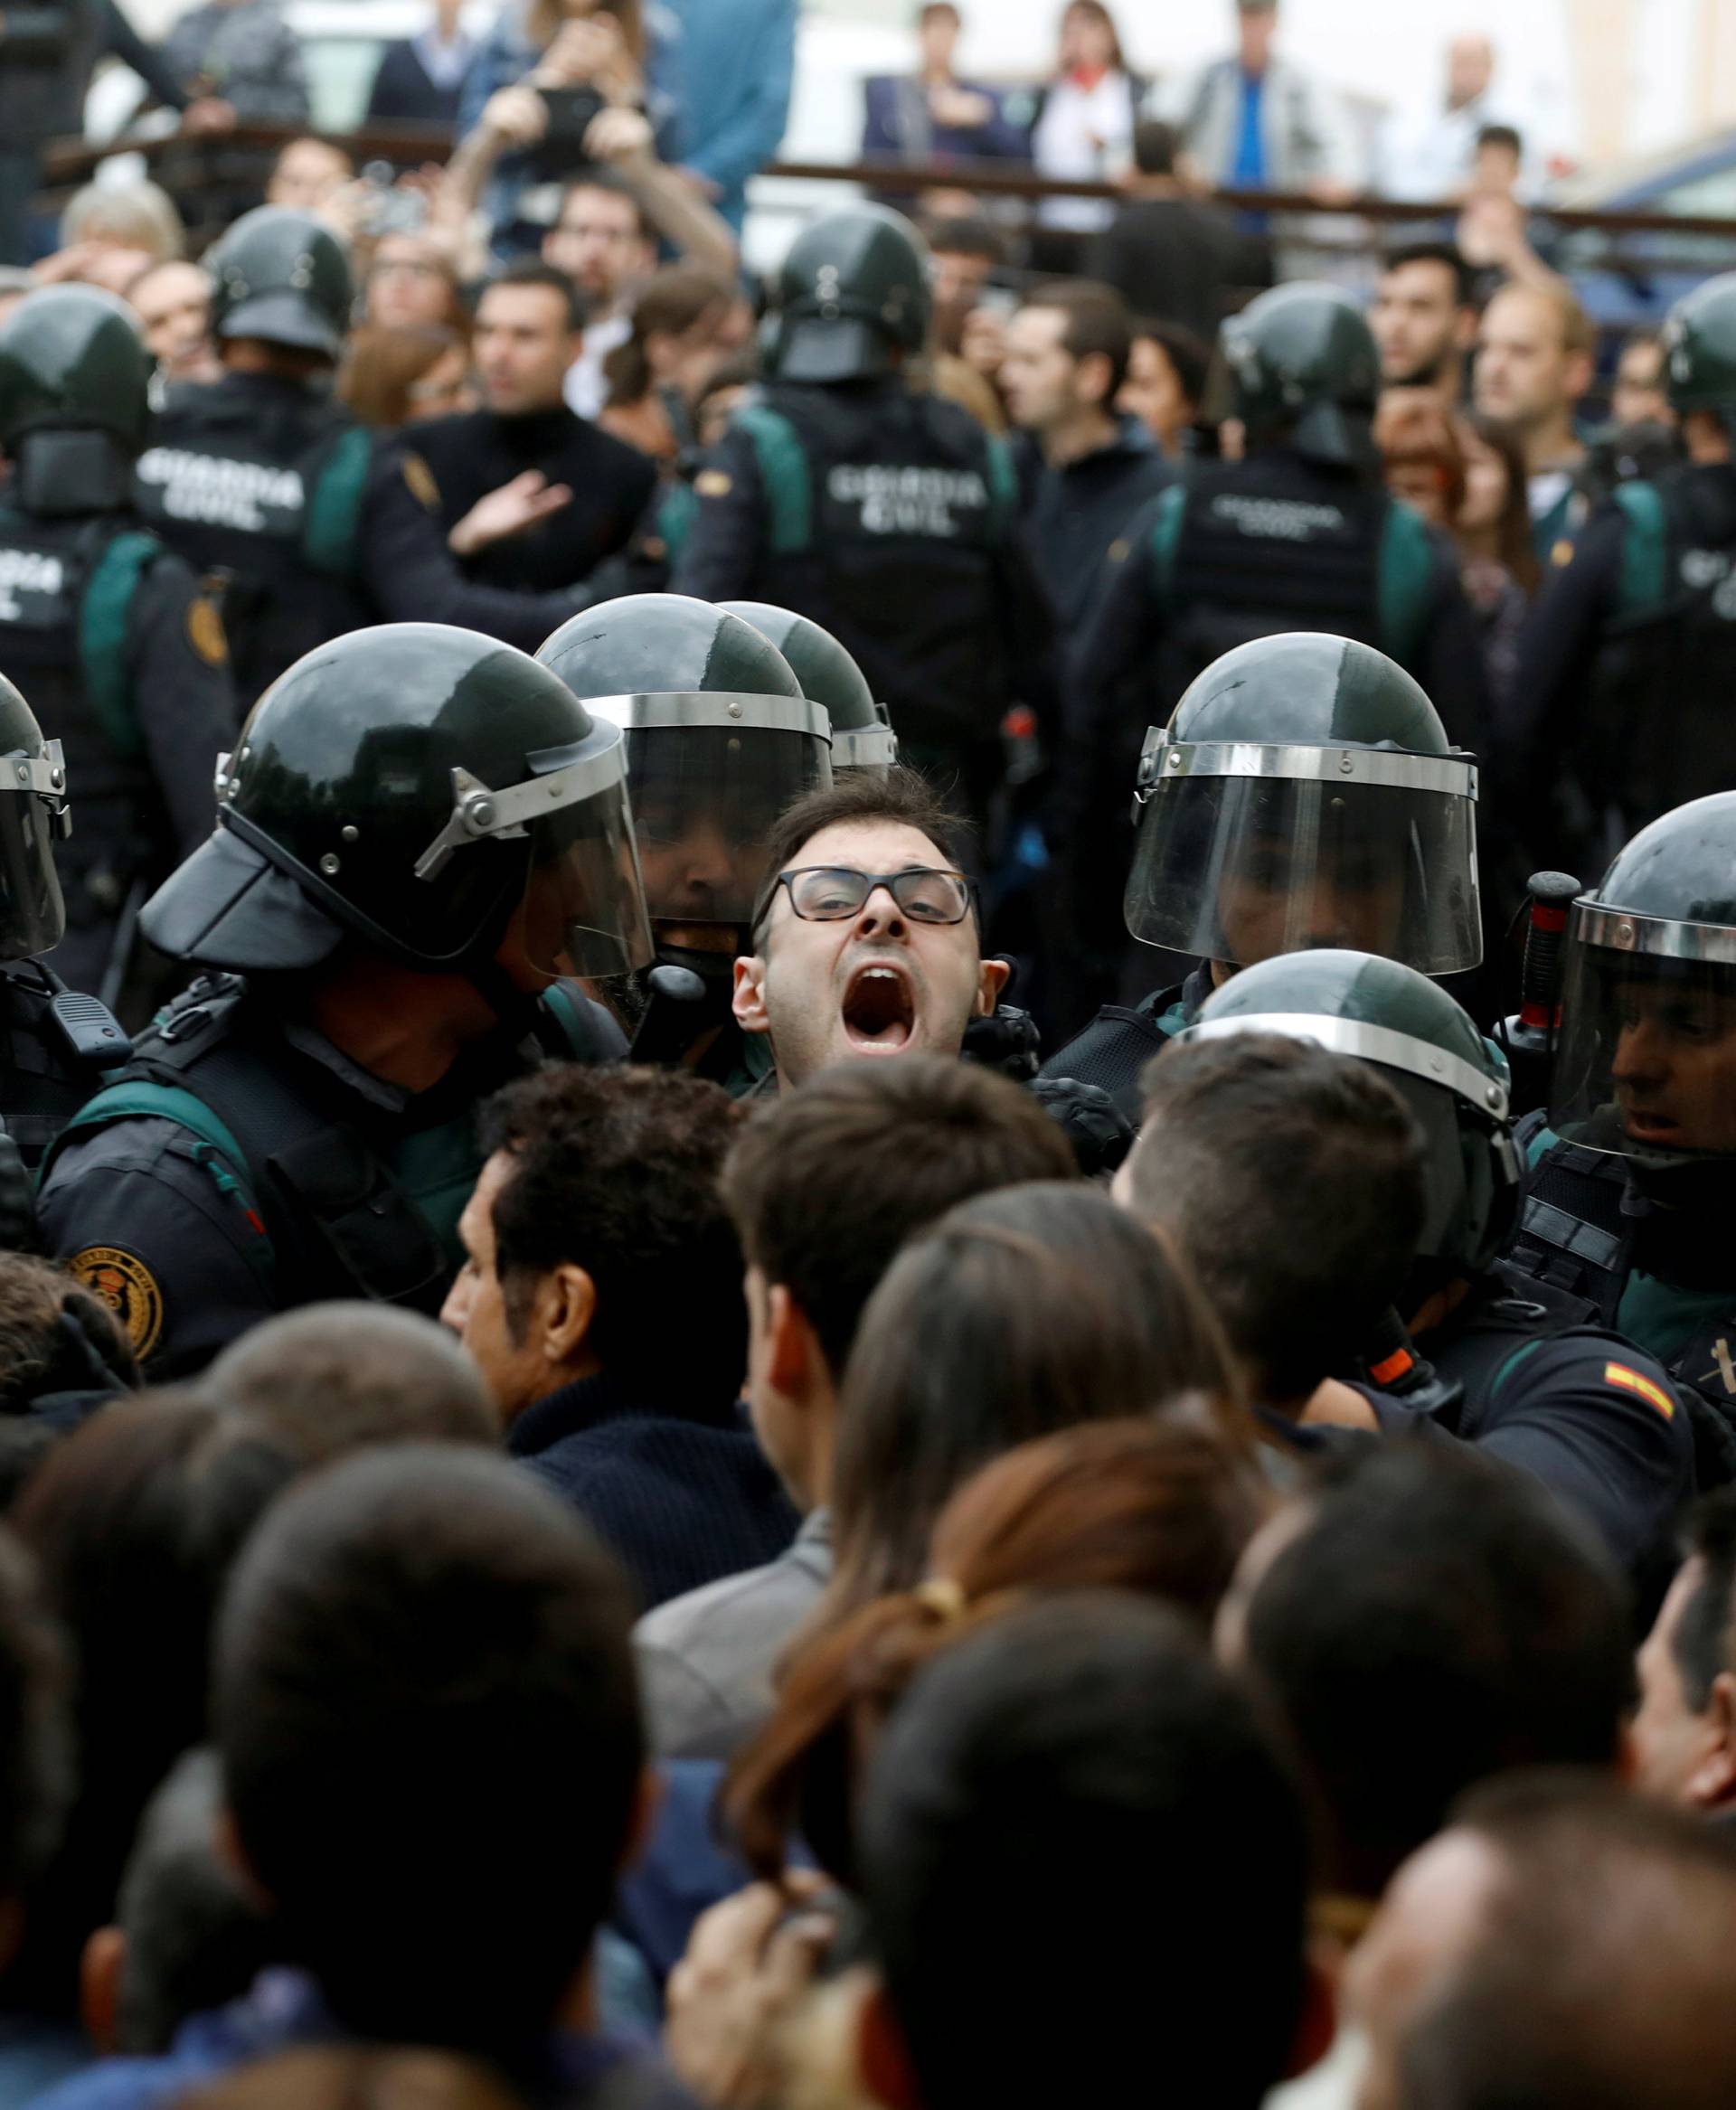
left=666, top=429, right=769, bottom=602
left=1364, top=1330, right=1694, bottom=1581
left=1410, top=538, right=1494, bottom=769
left=95, top=0, right=191, bottom=109
left=127, top=554, right=239, bottom=858
left=359, top=445, right=606, bottom=654
left=39, top=1118, right=282, bottom=1380
left=1500, top=513, right=1626, bottom=833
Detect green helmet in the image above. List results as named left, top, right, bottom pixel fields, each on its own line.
left=1127, top=633, right=1482, bottom=975
left=769, top=204, right=932, bottom=384
left=0, top=287, right=150, bottom=454
left=1183, top=949, right=1519, bottom=1272
left=206, top=207, right=354, bottom=360
left=1221, top=282, right=1381, bottom=466
left=0, top=674, right=68, bottom=962
left=538, top=595, right=833, bottom=928
left=720, top=603, right=895, bottom=774
left=142, top=625, right=652, bottom=978
left=1662, top=273, right=1736, bottom=418
left=1550, top=792, right=1736, bottom=1164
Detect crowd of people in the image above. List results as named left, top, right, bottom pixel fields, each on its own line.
left=0, top=1, right=1731, bottom=2107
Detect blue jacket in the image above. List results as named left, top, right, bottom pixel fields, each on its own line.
left=662, top=0, right=797, bottom=231
left=862, top=74, right=1031, bottom=165
left=509, top=1371, right=799, bottom=1614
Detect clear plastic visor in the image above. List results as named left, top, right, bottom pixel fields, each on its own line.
left=626, top=724, right=833, bottom=928
left=1550, top=931, right=1736, bottom=1160
left=1124, top=775, right=1482, bottom=975
left=517, top=777, right=655, bottom=979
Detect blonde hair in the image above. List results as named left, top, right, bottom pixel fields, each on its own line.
left=61, top=181, right=184, bottom=263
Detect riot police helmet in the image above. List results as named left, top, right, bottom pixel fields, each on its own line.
left=1549, top=792, right=1736, bottom=1165
left=205, top=207, right=354, bottom=361
left=1221, top=282, right=1382, bottom=468
left=769, top=204, right=932, bottom=384
left=721, top=602, right=896, bottom=775
left=538, top=595, right=833, bottom=928
left=0, top=674, right=68, bottom=961
left=142, top=625, right=652, bottom=979
left=0, top=287, right=151, bottom=455
left=1182, top=948, right=1519, bottom=1273
left=1662, top=273, right=1736, bottom=424
left=1125, top=633, right=1482, bottom=975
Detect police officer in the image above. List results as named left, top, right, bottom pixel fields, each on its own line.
left=0, top=285, right=236, bottom=1024
left=1183, top=947, right=1694, bottom=1592
left=37, top=624, right=650, bottom=1378
left=1505, top=273, right=1736, bottom=881
left=539, top=593, right=833, bottom=1088
left=1057, top=283, right=1490, bottom=1007
left=1042, top=631, right=1485, bottom=1119
left=668, top=203, right=1055, bottom=835
left=132, top=205, right=373, bottom=708
left=0, top=671, right=128, bottom=1184
left=721, top=602, right=898, bottom=775
left=1506, top=792, right=1736, bottom=1489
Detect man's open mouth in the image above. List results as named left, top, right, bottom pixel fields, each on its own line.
left=842, top=962, right=917, bottom=1053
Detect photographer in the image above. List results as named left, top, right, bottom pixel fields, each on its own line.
left=451, top=0, right=680, bottom=260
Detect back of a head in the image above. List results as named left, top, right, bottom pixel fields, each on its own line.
left=1400, top=1778, right=1736, bottom=2110
left=1134, top=118, right=1179, bottom=176
left=722, top=1056, right=1077, bottom=1380
left=859, top=1596, right=1309, bottom=2110
left=203, top=1305, right=495, bottom=1465
left=1132, top=1034, right=1429, bottom=1403
left=1241, top=1447, right=1633, bottom=1897
left=214, top=1446, right=642, bottom=2054
left=830, top=1182, right=1240, bottom=1604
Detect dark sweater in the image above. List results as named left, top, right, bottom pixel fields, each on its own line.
left=508, top=1371, right=799, bottom=1613
left=410, top=405, right=657, bottom=593
left=1013, top=416, right=1172, bottom=644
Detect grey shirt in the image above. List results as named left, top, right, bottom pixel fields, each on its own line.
left=634, top=1508, right=833, bottom=1759
left=162, top=0, right=308, bottom=118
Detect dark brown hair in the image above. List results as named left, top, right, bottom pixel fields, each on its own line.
left=1024, top=277, right=1135, bottom=398
left=336, top=324, right=467, bottom=430
left=1058, top=0, right=1126, bottom=71
left=752, top=768, right=971, bottom=939
left=722, top=1056, right=1077, bottom=1380
left=725, top=1417, right=1266, bottom=1882
left=603, top=265, right=737, bottom=410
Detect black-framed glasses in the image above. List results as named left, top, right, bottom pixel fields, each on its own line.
left=769, top=865, right=976, bottom=927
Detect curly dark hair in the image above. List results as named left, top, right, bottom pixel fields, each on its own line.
left=477, top=1065, right=749, bottom=1401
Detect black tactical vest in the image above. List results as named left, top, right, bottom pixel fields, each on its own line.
left=0, top=508, right=165, bottom=959
left=134, top=375, right=373, bottom=702
left=0, top=961, right=120, bottom=1172
left=1157, top=453, right=1394, bottom=704
left=739, top=381, right=1015, bottom=748
left=1585, top=464, right=1736, bottom=841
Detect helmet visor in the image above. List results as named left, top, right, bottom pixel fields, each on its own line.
left=588, top=695, right=834, bottom=928
left=1549, top=905, right=1736, bottom=1160
left=0, top=744, right=67, bottom=959
left=519, top=777, right=655, bottom=978
left=1125, top=753, right=1481, bottom=975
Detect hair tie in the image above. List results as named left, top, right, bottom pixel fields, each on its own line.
left=913, top=1577, right=967, bottom=1625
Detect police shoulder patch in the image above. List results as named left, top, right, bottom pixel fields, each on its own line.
left=185, top=593, right=228, bottom=668
left=69, top=1245, right=165, bottom=1360
left=695, top=469, right=733, bottom=499
left=1603, top=1361, right=1676, bottom=1420
left=1551, top=538, right=1576, bottom=569
left=402, top=452, right=442, bottom=513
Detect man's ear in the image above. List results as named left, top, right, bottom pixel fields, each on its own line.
left=1079, top=348, right=1115, bottom=409
left=733, top=954, right=770, bottom=1035
left=855, top=1973, right=923, bottom=2110
left=80, top=1925, right=125, bottom=2057
left=541, top=1262, right=597, bottom=1365
left=975, top=955, right=1013, bottom=1016
left=1687, top=1671, right=1736, bottom=1811
left=1567, top=346, right=1596, bottom=403
left=767, top=1282, right=822, bottom=1398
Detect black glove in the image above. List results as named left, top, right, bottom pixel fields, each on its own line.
left=1030, top=1075, right=1133, bottom=1177
left=0, top=1131, right=39, bottom=1254
left=962, top=1002, right=1043, bottom=1083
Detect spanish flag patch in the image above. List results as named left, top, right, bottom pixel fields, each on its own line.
left=1604, top=1363, right=1676, bottom=1420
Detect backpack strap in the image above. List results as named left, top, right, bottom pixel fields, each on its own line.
left=301, top=425, right=374, bottom=578
left=733, top=403, right=813, bottom=556
left=1612, top=480, right=1669, bottom=620
left=1377, top=500, right=1441, bottom=667
left=77, top=526, right=158, bottom=761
